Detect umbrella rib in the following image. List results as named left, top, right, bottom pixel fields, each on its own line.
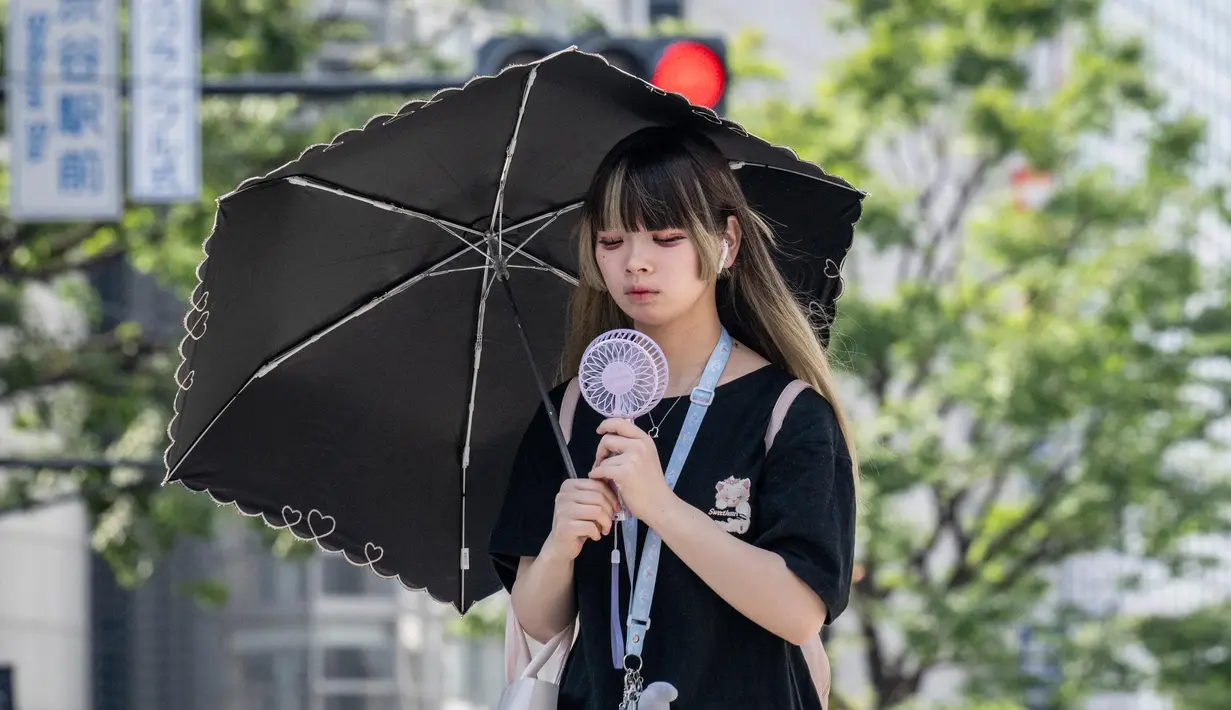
left=255, top=246, right=482, bottom=380
left=501, top=202, right=581, bottom=266
left=457, top=261, right=499, bottom=609
left=488, top=64, right=540, bottom=261
left=504, top=252, right=578, bottom=286
left=729, top=161, right=867, bottom=196
left=286, top=176, right=492, bottom=262
left=165, top=243, right=483, bottom=481
left=501, top=201, right=583, bottom=234
left=429, top=264, right=576, bottom=282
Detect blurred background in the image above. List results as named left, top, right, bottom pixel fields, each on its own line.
left=0, top=1, right=1229, bottom=709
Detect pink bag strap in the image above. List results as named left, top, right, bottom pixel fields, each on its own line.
left=765, top=379, right=811, bottom=451
left=765, top=378, right=832, bottom=708
left=560, top=377, right=581, bottom=445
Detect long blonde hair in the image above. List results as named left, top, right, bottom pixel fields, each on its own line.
left=560, top=126, right=859, bottom=479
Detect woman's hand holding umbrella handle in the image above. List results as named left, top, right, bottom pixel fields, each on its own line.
left=545, top=478, right=621, bottom=560
left=510, top=478, right=620, bottom=644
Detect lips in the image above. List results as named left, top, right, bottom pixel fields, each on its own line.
left=625, top=286, right=658, bottom=295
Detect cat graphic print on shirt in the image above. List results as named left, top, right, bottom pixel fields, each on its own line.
left=709, top=476, right=752, bottom=534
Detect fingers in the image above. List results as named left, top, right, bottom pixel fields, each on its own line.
left=561, top=477, right=620, bottom=512
left=563, top=518, right=605, bottom=542
left=594, top=433, right=635, bottom=468
left=588, top=464, right=625, bottom=492
left=555, top=480, right=617, bottom=541
left=594, top=437, right=620, bottom=466
left=556, top=504, right=611, bottom=537
left=596, top=418, right=646, bottom=439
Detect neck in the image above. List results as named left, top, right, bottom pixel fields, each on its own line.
left=636, top=304, right=723, bottom=397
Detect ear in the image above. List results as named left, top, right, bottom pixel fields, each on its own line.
left=715, top=481, right=725, bottom=491
left=740, top=479, right=750, bottom=492
left=723, top=215, right=743, bottom=269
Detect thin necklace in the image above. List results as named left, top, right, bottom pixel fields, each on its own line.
left=645, top=369, right=704, bottom=438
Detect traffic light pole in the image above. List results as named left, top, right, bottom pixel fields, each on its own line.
left=194, top=74, right=468, bottom=96
left=0, top=73, right=468, bottom=101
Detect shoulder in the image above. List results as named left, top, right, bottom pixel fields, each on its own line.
left=721, top=339, right=773, bottom=383
left=775, top=383, right=848, bottom=459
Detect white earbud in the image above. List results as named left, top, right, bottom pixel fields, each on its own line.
left=718, top=240, right=730, bottom=273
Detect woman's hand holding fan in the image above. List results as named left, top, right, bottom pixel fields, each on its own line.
left=578, top=329, right=670, bottom=522
left=590, top=418, right=674, bottom=528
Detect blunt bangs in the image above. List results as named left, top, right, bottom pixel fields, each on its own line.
left=592, top=131, right=725, bottom=236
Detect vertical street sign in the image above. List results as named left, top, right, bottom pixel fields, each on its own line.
left=5, top=0, right=122, bottom=222
left=129, top=0, right=201, bottom=202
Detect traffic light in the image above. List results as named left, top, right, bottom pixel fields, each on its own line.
left=475, top=35, right=729, bottom=114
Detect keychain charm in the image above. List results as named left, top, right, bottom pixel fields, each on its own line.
left=618, top=665, right=643, bottom=710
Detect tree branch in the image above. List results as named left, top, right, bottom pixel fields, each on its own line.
left=0, top=477, right=160, bottom=518
left=0, top=333, right=161, bottom=404
left=950, top=454, right=1074, bottom=593
left=918, top=157, right=994, bottom=281
left=909, top=486, right=967, bottom=587
left=989, top=535, right=1086, bottom=594
left=967, top=462, right=1012, bottom=553
left=898, top=126, right=951, bottom=283
left=867, top=350, right=893, bottom=406
left=0, top=222, right=109, bottom=280
left=7, top=245, right=127, bottom=283
left=915, top=126, right=950, bottom=219
left=860, top=599, right=889, bottom=698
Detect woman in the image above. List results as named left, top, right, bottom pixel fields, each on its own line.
left=488, top=125, right=857, bottom=709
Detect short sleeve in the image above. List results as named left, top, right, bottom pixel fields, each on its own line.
left=487, top=386, right=570, bottom=593
left=753, top=388, right=856, bottom=624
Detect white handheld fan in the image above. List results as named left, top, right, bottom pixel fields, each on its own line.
left=578, top=329, right=669, bottom=420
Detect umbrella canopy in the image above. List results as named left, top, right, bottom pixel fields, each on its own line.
left=163, top=48, right=864, bottom=613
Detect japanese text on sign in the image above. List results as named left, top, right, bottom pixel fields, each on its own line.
left=129, top=0, right=200, bottom=202
left=6, top=0, right=121, bottom=221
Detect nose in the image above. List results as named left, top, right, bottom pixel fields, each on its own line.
left=624, top=237, right=652, bottom=274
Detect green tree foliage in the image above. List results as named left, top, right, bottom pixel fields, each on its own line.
left=730, top=1, right=1231, bottom=708
left=1137, top=602, right=1231, bottom=710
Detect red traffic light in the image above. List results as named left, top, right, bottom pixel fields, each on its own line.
left=650, top=40, right=726, bottom=109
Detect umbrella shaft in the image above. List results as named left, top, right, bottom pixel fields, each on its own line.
left=499, top=276, right=579, bottom=480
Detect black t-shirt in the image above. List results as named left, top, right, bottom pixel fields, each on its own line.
left=488, top=365, right=856, bottom=709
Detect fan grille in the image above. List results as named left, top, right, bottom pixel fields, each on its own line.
left=578, top=329, right=669, bottom=419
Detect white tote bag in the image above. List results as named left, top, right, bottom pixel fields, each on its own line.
left=497, top=596, right=576, bottom=710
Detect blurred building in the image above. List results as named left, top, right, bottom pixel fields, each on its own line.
left=0, top=503, right=92, bottom=710
left=85, top=517, right=505, bottom=710
left=1102, top=0, right=1231, bottom=270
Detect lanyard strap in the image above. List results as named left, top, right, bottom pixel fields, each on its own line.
left=618, top=327, right=731, bottom=666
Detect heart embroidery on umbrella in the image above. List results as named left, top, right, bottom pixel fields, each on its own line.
left=281, top=505, right=303, bottom=528
left=363, top=542, right=384, bottom=566
left=307, top=509, right=337, bottom=540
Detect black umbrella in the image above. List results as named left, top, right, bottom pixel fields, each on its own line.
left=163, top=48, right=864, bottom=613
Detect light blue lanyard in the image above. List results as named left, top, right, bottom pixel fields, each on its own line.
left=612, top=328, right=732, bottom=670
